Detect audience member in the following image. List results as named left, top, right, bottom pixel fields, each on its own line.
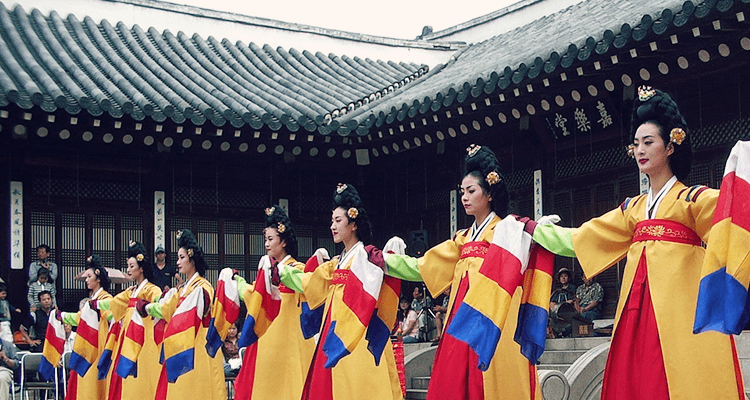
left=576, top=276, right=604, bottom=322
left=397, top=297, right=419, bottom=343
left=28, top=268, right=56, bottom=310
left=222, top=321, right=241, bottom=377
left=20, top=290, right=54, bottom=352
left=411, top=285, right=433, bottom=341
left=63, top=323, right=76, bottom=354
left=432, top=287, right=450, bottom=341
left=0, top=338, right=20, bottom=400
left=0, top=284, right=21, bottom=344
left=28, top=244, right=58, bottom=285
left=549, top=268, right=577, bottom=337
left=151, top=246, right=182, bottom=291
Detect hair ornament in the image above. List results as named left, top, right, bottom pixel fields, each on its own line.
left=95, top=268, right=100, bottom=276
left=128, top=240, right=136, bottom=248
left=336, top=183, right=348, bottom=194
left=86, top=256, right=92, bottom=263
left=265, top=207, right=275, bottom=216
left=277, top=223, right=286, bottom=233
left=486, top=171, right=501, bottom=185
left=176, top=230, right=183, bottom=239
left=627, top=144, right=636, bottom=159
left=136, top=254, right=144, bottom=262
left=638, top=86, right=656, bottom=102
left=670, top=127, right=686, bottom=145
left=187, top=248, right=194, bottom=258
left=467, top=144, right=481, bottom=157
left=348, top=207, right=359, bottom=219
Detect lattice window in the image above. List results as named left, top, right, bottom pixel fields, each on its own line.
left=121, top=216, right=144, bottom=255
left=197, top=220, right=219, bottom=269
left=93, top=214, right=116, bottom=267
left=224, top=221, right=245, bottom=259
left=688, top=164, right=711, bottom=187
left=30, top=211, right=55, bottom=257
left=618, top=173, right=639, bottom=199
left=61, top=213, right=87, bottom=305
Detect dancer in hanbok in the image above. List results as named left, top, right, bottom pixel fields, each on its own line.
left=278, top=183, right=403, bottom=400
left=141, top=229, right=226, bottom=400
left=90, top=241, right=162, bottom=400
left=233, top=206, right=315, bottom=400
left=531, top=86, right=744, bottom=399
left=383, top=145, right=542, bottom=400
left=61, top=255, right=113, bottom=400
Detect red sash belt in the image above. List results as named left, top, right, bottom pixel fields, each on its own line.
left=460, top=241, right=490, bottom=260
left=633, top=219, right=701, bottom=246
left=279, top=283, right=295, bottom=294
left=332, top=269, right=351, bottom=285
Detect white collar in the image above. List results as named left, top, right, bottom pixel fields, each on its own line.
left=90, top=287, right=104, bottom=300
left=339, top=241, right=364, bottom=269
left=469, top=212, right=496, bottom=241
left=131, top=279, right=149, bottom=298
left=181, top=272, right=201, bottom=296
left=645, top=175, right=677, bottom=219
left=278, top=255, right=292, bottom=265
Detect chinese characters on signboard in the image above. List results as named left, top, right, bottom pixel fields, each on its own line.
left=154, top=191, right=165, bottom=252
left=639, top=172, right=650, bottom=195
left=449, top=190, right=458, bottom=238
left=533, top=170, right=543, bottom=221
left=10, top=182, right=23, bottom=269
left=546, top=99, right=618, bottom=139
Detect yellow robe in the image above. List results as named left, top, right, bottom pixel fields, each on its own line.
left=64, top=289, right=113, bottom=400
left=570, top=181, right=741, bottom=398
left=235, top=256, right=315, bottom=400
left=301, top=249, right=403, bottom=400
left=158, top=275, right=226, bottom=400
left=415, top=215, right=541, bottom=400
left=107, top=281, right=162, bottom=400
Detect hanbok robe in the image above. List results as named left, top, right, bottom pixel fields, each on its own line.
left=63, top=288, right=113, bottom=400
left=234, top=255, right=315, bottom=400
left=279, top=242, right=403, bottom=400
left=151, top=272, right=226, bottom=400
left=533, top=178, right=745, bottom=399
left=385, top=213, right=542, bottom=400
left=100, top=280, right=162, bottom=400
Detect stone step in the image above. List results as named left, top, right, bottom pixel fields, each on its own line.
left=538, top=349, right=589, bottom=364
left=411, top=376, right=430, bottom=390
left=403, top=342, right=436, bottom=357
left=537, top=363, right=570, bottom=373
left=405, top=388, right=428, bottom=400
left=543, top=337, right=611, bottom=351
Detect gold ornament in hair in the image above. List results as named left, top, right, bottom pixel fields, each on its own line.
left=128, top=240, right=136, bottom=248
left=347, top=207, right=359, bottom=219
left=136, top=254, right=144, bottom=262
left=638, top=86, right=656, bottom=102
left=467, top=144, right=481, bottom=157
left=95, top=268, right=100, bottom=276
left=670, top=128, right=686, bottom=145
left=277, top=223, right=286, bottom=233
left=86, top=256, right=92, bottom=263
left=265, top=207, right=275, bottom=216
left=187, top=248, right=194, bottom=257
left=627, top=144, right=636, bottom=159
left=336, top=183, right=347, bottom=194
left=486, top=171, right=501, bottom=185
left=176, top=230, right=183, bottom=239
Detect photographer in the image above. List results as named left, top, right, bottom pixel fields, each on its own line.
left=28, top=244, right=58, bottom=285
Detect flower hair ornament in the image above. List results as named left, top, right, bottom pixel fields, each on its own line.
left=347, top=207, right=359, bottom=219
left=486, top=171, right=501, bottom=185
left=336, top=183, right=348, bottom=194
left=176, top=230, right=183, bottom=239
left=265, top=207, right=275, bottom=216
left=638, top=86, right=656, bottom=102
left=187, top=248, right=194, bottom=257
left=627, top=144, right=636, bottom=159
left=277, top=223, right=286, bottom=233
left=467, top=144, right=481, bottom=157
left=128, top=240, right=136, bottom=248
left=670, top=128, right=687, bottom=145
left=136, top=254, right=144, bottom=262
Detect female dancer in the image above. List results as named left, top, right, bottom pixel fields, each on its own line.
left=233, top=205, right=315, bottom=400
left=62, top=255, right=113, bottom=400
left=142, top=229, right=225, bottom=400
left=532, top=86, right=744, bottom=399
left=383, top=145, right=541, bottom=400
left=90, top=241, right=162, bottom=400
left=278, top=183, right=403, bottom=400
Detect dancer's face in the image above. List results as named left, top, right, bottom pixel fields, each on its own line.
left=264, top=227, right=287, bottom=261
left=460, top=174, right=492, bottom=218
left=634, top=122, right=673, bottom=177
left=126, top=257, right=143, bottom=281
left=330, top=207, right=357, bottom=245
left=177, top=248, right=196, bottom=276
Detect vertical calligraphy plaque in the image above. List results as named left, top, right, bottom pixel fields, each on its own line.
left=449, top=190, right=457, bottom=238
left=154, top=191, right=166, bottom=252
left=10, top=182, right=23, bottom=269
left=534, top=170, right=543, bottom=221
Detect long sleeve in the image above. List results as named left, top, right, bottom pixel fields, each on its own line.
left=383, top=254, right=422, bottom=282
left=387, top=239, right=461, bottom=298
left=532, top=224, right=576, bottom=257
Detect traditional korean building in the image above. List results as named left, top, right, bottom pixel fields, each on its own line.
left=2, top=0, right=749, bottom=318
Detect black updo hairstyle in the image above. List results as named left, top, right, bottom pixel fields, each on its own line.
left=631, top=86, right=692, bottom=181
left=86, top=254, right=110, bottom=291
left=264, top=205, right=298, bottom=259
left=463, top=144, right=509, bottom=217
left=332, top=183, right=373, bottom=245
left=176, top=229, right=207, bottom=276
left=127, top=240, right=154, bottom=282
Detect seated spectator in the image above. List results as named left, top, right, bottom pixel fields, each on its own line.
left=63, top=323, right=76, bottom=354
left=411, top=285, right=433, bottom=341
left=20, top=291, right=54, bottom=352
left=576, top=276, right=604, bottom=322
left=0, top=338, right=20, bottom=400
left=222, top=321, right=241, bottom=377
left=28, top=268, right=56, bottom=310
left=0, top=284, right=21, bottom=344
left=432, top=287, right=450, bottom=341
left=397, top=297, right=419, bottom=343
left=549, top=268, right=577, bottom=337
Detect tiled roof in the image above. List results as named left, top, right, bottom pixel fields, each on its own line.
left=0, top=2, right=427, bottom=132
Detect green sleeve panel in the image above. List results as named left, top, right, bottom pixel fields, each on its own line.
left=279, top=266, right=304, bottom=293
left=532, top=224, right=577, bottom=258
left=62, top=312, right=78, bottom=326
left=97, top=299, right=111, bottom=311
left=145, top=302, right=163, bottom=319
left=235, top=275, right=249, bottom=297
left=384, top=254, right=422, bottom=282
